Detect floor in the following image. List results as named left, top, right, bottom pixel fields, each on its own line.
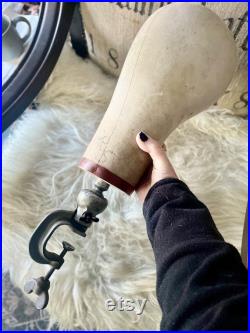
left=2, top=273, right=59, bottom=331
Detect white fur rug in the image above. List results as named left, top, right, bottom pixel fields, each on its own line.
left=3, top=43, right=247, bottom=330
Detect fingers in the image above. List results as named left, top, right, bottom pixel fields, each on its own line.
left=136, top=131, right=168, bottom=168
left=136, top=131, right=178, bottom=179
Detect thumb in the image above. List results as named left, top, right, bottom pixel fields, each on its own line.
left=136, top=132, right=168, bottom=170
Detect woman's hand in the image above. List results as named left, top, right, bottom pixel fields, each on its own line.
left=135, top=132, right=178, bottom=203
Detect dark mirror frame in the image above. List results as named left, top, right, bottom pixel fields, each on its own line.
left=2, top=2, right=76, bottom=132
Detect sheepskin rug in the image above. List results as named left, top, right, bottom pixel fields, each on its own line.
left=3, top=43, right=248, bottom=330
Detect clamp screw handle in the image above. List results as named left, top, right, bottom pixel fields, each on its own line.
left=24, top=241, right=74, bottom=309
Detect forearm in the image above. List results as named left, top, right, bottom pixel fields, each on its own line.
left=143, top=178, right=248, bottom=330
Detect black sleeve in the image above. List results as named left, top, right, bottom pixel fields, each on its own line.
left=143, top=178, right=248, bottom=331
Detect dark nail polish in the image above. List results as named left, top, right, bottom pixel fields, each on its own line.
left=139, top=132, right=148, bottom=142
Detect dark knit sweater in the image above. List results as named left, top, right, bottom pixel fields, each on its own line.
left=143, top=178, right=248, bottom=331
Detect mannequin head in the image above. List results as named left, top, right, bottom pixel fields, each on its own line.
left=80, top=3, right=237, bottom=194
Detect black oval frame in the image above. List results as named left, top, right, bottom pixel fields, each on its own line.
left=2, top=2, right=76, bottom=132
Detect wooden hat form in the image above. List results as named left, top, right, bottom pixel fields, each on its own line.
left=79, top=3, right=237, bottom=195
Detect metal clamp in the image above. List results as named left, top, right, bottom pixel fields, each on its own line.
left=24, top=180, right=109, bottom=309
left=24, top=241, right=75, bottom=310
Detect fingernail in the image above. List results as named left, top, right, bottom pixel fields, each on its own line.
left=139, top=132, right=148, bottom=142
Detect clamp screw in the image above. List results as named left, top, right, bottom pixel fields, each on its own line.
left=24, top=241, right=74, bottom=309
